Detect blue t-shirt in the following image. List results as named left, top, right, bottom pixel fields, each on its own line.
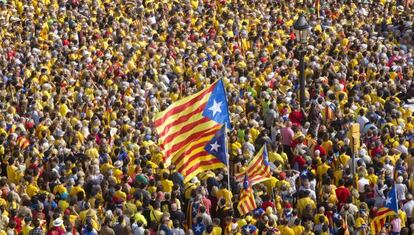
left=159, top=224, right=173, bottom=235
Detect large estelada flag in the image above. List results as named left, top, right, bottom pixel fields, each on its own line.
left=370, top=185, right=398, bottom=234
left=235, top=145, right=272, bottom=185
left=154, top=79, right=231, bottom=182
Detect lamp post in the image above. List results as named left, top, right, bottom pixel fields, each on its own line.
left=293, top=14, right=310, bottom=108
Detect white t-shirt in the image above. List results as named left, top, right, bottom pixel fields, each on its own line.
left=402, top=200, right=414, bottom=218
left=396, top=183, right=407, bottom=201
left=358, top=177, right=370, bottom=193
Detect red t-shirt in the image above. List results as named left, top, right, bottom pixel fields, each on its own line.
left=335, top=186, right=351, bottom=205
left=289, top=111, right=303, bottom=127
left=314, top=145, right=327, bottom=157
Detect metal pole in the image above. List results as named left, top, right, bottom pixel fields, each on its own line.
left=351, top=136, right=356, bottom=189
left=351, top=136, right=355, bottom=176
left=225, top=125, right=231, bottom=192
left=299, top=48, right=306, bottom=108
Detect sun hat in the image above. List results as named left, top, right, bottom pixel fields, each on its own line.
left=53, top=218, right=63, bottom=227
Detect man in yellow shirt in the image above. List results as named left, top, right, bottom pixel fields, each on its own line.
left=317, top=157, right=331, bottom=181
left=216, top=183, right=233, bottom=207
left=277, top=219, right=294, bottom=235
left=292, top=218, right=305, bottom=234
left=25, top=176, right=39, bottom=198
left=212, top=218, right=222, bottom=235
left=297, top=190, right=316, bottom=216
left=21, top=217, right=33, bottom=235
left=161, top=172, right=174, bottom=193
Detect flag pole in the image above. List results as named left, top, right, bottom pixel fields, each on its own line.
left=224, top=124, right=231, bottom=192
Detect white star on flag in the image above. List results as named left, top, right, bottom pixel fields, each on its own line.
left=245, top=227, right=251, bottom=233
left=210, top=141, right=220, bottom=152
left=195, top=225, right=202, bottom=232
left=385, top=197, right=392, bottom=205
left=208, top=99, right=222, bottom=116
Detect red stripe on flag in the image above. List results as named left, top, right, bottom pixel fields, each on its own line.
left=248, top=195, right=256, bottom=208
left=235, top=157, right=264, bottom=180
left=236, top=158, right=269, bottom=182
left=376, top=208, right=392, bottom=217
left=164, top=126, right=220, bottom=156
left=176, top=150, right=211, bottom=173
left=161, top=117, right=211, bottom=146
left=183, top=157, right=221, bottom=176
left=157, top=105, right=206, bottom=137
left=154, top=85, right=215, bottom=127
left=173, top=141, right=210, bottom=165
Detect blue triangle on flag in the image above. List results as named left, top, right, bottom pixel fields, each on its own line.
left=202, top=79, right=231, bottom=129
left=204, top=125, right=227, bottom=165
left=243, top=174, right=250, bottom=190
left=384, top=185, right=399, bottom=213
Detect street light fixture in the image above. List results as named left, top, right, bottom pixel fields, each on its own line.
left=293, top=14, right=310, bottom=108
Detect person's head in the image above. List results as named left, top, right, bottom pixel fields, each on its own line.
left=213, top=218, right=220, bottom=226
left=199, top=205, right=206, bottom=213
left=319, top=206, right=325, bottom=214
left=162, top=215, right=170, bottom=224
left=33, top=218, right=40, bottom=228
left=319, top=216, right=325, bottom=224
left=173, top=220, right=180, bottom=228
left=196, top=216, right=203, bottom=224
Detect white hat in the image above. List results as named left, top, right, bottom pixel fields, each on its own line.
left=113, top=160, right=123, bottom=168
left=53, top=218, right=63, bottom=227
left=190, top=177, right=199, bottom=184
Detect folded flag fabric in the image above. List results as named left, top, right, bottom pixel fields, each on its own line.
left=235, top=145, right=272, bottom=185
left=238, top=174, right=257, bottom=216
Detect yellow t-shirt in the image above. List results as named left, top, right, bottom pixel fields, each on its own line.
left=355, top=217, right=366, bottom=228
left=339, top=153, right=351, bottom=165
left=367, top=174, right=378, bottom=186
left=297, top=197, right=316, bottom=215
left=263, top=177, right=278, bottom=193
left=134, top=213, right=148, bottom=226
left=26, top=184, right=40, bottom=198
left=150, top=209, right=163, bottom=223
left=70, top=186, right=85, bottom=197
left=7, top=165, right=17, bottom=184
left=114, top=190, right=127, bottom=201
left=269, top=152, right=287, bottom=164
left=315, top=213, right=329, bottom=224
left=161, top=179, right=174, bottom=193
left=317, top=163, right=331, bottom=180
left=212, top=226, right=222, bottom=235
left=216, top=189, right=233, bottom=206
left=85, top=148, right=99, bottom=159
left=59, top=104, right=69, bottom=117
left=292, top=225, right=305, bottom=234
left=278, top=225, right=295, bottom=235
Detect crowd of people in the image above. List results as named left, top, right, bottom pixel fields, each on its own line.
left=0, top=0, right=413, bottom=234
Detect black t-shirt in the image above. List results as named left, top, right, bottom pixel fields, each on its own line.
left=170, top=210, right=185, bottom=224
